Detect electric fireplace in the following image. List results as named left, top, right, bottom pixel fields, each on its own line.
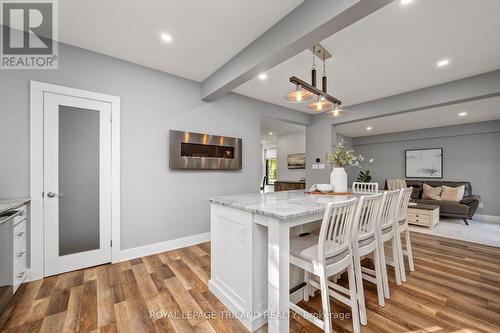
left=169, top=130, right=242, bottom=170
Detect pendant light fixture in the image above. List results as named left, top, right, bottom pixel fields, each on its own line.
left=329, top=103, right=344, bottom=117
left=285, top=84, right=313, bottom=103
left=286, top=43, right=342, bottom=114
left=285, top=49, right=317, bottom=103
left=308, top=55, right=333, bottom=111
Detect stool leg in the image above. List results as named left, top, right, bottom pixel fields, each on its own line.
left=396, top=230, right=407, bottom=282
left=405, top=228, right=415, bottom=272
left=352, top=247, right=367, bottom=325
left=392, top=236, right=402, bottom=285
left=373, top=247, right=385, bottom=307
left=378, top=240, right=390, bottom=299
left=348, top=262, right=361, bottom=333
left=319, top=268, right=333, bottom=333
left=304, top=270, right=310, bottom=302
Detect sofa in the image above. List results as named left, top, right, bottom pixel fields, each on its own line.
left=384, top=180, right=480, bottom=225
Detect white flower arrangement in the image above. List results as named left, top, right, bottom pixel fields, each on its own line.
left=326, top=141, right=374, bottom=169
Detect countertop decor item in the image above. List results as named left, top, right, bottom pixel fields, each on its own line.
left=356, top=157, right=375, bottom=182
left=326, top=141, right=367, bottom=192
left=315, top=184, right=333, bottom=192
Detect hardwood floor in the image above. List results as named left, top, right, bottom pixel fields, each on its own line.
left=1, top=232, right=500, bottom=333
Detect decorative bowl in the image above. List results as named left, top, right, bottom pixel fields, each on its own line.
left=316, top=184, right=333, bottom=192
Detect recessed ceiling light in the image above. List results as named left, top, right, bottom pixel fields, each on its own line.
left=258, top=73, right=268, bottom=80
left=161, top=33, right=172, bottom=43
left=268, top=132, right=273, bottom=135
left=437, top=59, right=450, bottom=67
left=366, top=126, right=373, bottom=131
left=458, top=112, right=468, bottom=117
left=401, top=0, right=414, bottom=4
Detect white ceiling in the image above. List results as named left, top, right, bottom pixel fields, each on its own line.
left=261, top=117, right=305, bottom=144
left=335, top=96, right=500, bottom=138
left=59, top=0, right=303, bottom=81
left=234, top=0, right=500, bottom=113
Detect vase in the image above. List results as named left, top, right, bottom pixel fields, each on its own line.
left=330, top=167, right=348, bottom=192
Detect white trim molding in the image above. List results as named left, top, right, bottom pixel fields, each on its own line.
left=114, top=232, right=210, bottom=263
left=30, top=81, right=120, bottom=280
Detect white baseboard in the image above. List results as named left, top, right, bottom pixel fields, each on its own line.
left=113, top=232, right=210, bottom=263
left=474, top=214, right=500, bottom=224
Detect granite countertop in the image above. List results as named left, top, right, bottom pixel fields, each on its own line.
left=0, top=198, right=30, bottom=215
left=209, top=191, right=360, bottom=220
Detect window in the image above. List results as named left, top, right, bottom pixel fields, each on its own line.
left=266, top=158, right=277, bottom=185
left=265, top=148, right=277, bottom=185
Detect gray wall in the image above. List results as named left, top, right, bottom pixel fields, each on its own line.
left=305, top=122, right=335, bottom=188
left=277, top=130, right=306, bottom=181
left=350, top=120, right=500, bottom=216
left=0, top=42, right=311, bottom=250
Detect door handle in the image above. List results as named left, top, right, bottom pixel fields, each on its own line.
left=47, top=192, right=58, bottom=198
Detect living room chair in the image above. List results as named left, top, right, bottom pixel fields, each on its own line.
left=394, top=187, right=415, bottom=282
left=350, top=193, right=385, bottom=325
left=290, top=198, right=361, bottom=333
left=352, top=182, right=379, bottom=193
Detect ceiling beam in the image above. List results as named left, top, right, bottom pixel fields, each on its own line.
left=201, top=0, right=394, bottom=101
left=314, top=69, right=500, bottom=125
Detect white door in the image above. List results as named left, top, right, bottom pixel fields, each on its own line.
left=43, top=93, right=112, bottom=276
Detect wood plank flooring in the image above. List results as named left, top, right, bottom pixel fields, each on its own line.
left=1, top=232, right=500, bottom=333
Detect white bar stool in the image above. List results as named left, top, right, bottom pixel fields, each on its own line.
left=394, top=187, right=415, bottom=282
left=352, top=182, right=379, bottom=193
left=290, top=198, right=361, bottom=333
left=373, top=189, right=402, bottom=297
left=350, top=193, right=385, bottom=326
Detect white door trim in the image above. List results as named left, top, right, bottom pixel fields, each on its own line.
left=30, top=81, right=121, bottom=280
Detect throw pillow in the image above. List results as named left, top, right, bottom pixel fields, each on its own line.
left=422, top=183, right=442, bottom=200
left=441, top=185, right=465, bottom=202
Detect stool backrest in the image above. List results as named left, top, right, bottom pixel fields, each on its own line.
left=318, top=198, right=358, bottom=265
left=352, top=193, right=383, bottom=243
left=378, top=189, right=400, bottom=231
left=352, top=182, right=379, bottom=193
left=396, top=187, right=413, bottom=221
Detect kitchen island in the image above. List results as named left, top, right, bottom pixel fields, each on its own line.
left=209, top=190, right=361, bottom=333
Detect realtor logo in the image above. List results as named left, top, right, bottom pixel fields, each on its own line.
left=1, top=0, right=58, bottom=69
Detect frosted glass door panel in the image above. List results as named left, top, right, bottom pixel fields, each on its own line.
left=58, top=105, right=100, bottom=256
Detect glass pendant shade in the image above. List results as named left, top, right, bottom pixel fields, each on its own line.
left=308, top=96, right=333, bottom=111
left=329, top=105, right=344, bottom=117
left=285, top=85, right=313, bottom=103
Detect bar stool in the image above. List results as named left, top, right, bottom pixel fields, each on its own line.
left=372, top=189, right=402, bottom=298
left=352, top=182, right=379, bottom=193
left=350, top=193, right=385, bottom=326
left=394, top=187, right=415, bottom=282
left=290, top=198, right=361, bottom=333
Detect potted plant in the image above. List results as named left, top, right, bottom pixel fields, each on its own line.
left=326, top=142, right=372, bottom=192
left=356, top=156, right=375, bottom=183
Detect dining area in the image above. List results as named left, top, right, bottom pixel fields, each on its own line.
left=209, top=182, right=415, bottom=333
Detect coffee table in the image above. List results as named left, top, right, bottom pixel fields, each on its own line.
left=407, top=203, right=440, bottom=229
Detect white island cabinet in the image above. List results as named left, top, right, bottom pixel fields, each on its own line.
left=209, top=191, right=360, bottom=333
